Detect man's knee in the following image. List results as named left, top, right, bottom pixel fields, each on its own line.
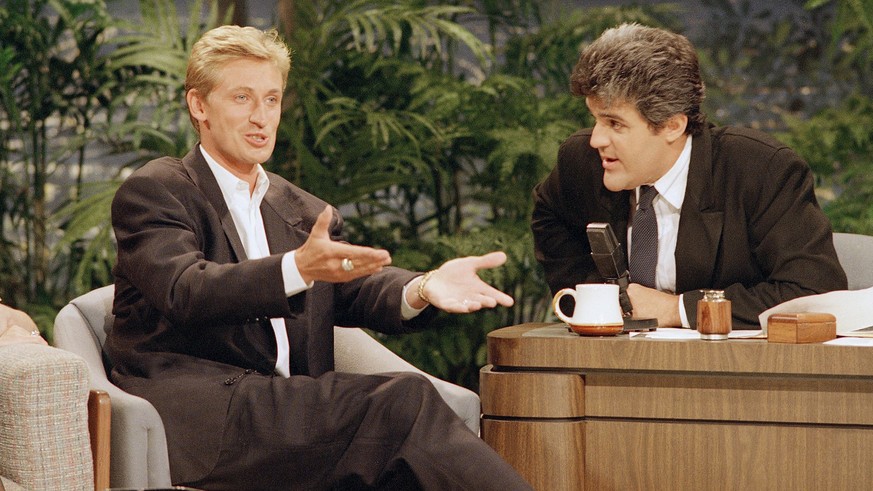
left=371, top=372, right=444, bottom=428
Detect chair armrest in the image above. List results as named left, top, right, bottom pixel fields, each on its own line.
left=54, top=297, right=172, bottom=488
left=74, top=358, right=171, bottom=488
left=334, top=327, right=481, bottom=434
left=100, top=383, right=172, bottom=488
left=0, top=344, right=93, bottom=491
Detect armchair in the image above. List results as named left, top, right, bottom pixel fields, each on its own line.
left=832, top=232, right=873, bottom=290
left=53, top=284, right=480, bottom=489
left=0, top=343, right=93, bottom=491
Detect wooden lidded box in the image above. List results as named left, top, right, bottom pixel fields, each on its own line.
left=767, top=312, right=837, bottom=344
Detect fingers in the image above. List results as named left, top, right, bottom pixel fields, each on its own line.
left=310, top=206, right=334, bottom=240
left=332, top=243, right=391, bottom=270
left=473, top=251, right=507, bottom=270
left=297, top=206, right=394, bottom=283
left=296, top=232, right=392, bottom=283
left=488, top=288, right=515, bottom=307
left=440, top=290, right=512, bottom=314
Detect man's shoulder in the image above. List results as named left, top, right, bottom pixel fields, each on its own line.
left=125, top=155, right=190, bottom=184
left=558, top=128, right=597, bottom=162
left=709, top=125, right=790, bottom=153
left=113, top=154, right=201, bottom=212
left=263, top=170, right=324, bottom=206
left=561, top=128, right=594, bottom=147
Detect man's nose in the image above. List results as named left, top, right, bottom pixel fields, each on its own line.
left=590, top=123, right=608, bottom=149
left=250, top=101, right=267, bottom=126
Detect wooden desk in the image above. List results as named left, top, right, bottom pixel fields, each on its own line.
left=480, top=323, right=873, bottom=490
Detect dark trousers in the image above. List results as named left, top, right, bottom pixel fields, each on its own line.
left=183, top=371, right=532, bottom=491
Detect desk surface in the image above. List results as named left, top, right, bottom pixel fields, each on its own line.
left=488, top=322, right=873, bottom=377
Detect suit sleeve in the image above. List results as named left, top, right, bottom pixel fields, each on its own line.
left=532, top=134, right=615, bottom=295
left=328, top=212, right=433, bottom=334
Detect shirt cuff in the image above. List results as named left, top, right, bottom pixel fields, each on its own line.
left=400, top=277, right=427, bottom=320
left=678, top=293, right=691, bottom=328
left=282, top=251, right=314, bottom=297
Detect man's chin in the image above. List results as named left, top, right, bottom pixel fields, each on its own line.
left=602, top=176, right=631, bottom=192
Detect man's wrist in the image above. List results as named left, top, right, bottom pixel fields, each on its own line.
left=417, top=270, right=438, bottom=304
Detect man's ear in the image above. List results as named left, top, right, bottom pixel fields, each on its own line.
left=186, top=89, right=207, bottom=124
left=663, top=113, right=688, bottom=143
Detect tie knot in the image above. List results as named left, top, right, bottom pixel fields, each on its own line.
left=638, top=185, right=658, bottom=210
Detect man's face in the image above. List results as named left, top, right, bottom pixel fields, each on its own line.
left=585, top=97, right=679, bottom=192
left=189, top=58, right=283, bottom=173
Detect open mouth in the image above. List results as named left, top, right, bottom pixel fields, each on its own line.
left=601, top=156, right=619, bottom=168
left=247, top=134, right=268, bottom=145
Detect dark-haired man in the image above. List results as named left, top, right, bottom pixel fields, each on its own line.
left=532, top=23, right=846, bottom=329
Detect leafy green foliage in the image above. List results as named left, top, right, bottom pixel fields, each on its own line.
left=0, top=0, right=222, bottom=335
left=780, top=94, right=873, bottom=233
left=0, top=0, right=116, bottom=317
left=2, top=0, right=871, bottom=387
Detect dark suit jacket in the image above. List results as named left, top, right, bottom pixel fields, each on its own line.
left=107, top=147, right=431, bottom=483
left=531, top=124, right=847, bottom=329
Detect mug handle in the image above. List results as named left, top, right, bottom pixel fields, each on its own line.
left=552, top=288, right=577, bottom=324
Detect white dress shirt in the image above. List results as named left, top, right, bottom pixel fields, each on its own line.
left=202, top=146, right=424, bottom=376
left=628, top=136, right=693, bottom=327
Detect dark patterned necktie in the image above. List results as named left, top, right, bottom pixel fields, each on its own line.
left=629, top=185, right=659, bottom=288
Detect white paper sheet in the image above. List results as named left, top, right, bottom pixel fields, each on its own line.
left=758, top=287, right=873, bottom=336
left=630, top=328, right=763, bottom=339
left=824, top=337, right=873, bottom=347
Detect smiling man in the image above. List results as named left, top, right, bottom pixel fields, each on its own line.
left=531, top=23, right=846, bottom=329
left=108, top=25, right=531, bottom=490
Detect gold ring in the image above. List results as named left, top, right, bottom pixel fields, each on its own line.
left=341, top=258, right=354, bottom=272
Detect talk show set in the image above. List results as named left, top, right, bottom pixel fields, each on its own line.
left=2, top=4, right=872, bottom=491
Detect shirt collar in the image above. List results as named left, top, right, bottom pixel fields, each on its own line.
left=642, top=135, right=692, bottom=211
left=200, top=145, right=270, bottom=207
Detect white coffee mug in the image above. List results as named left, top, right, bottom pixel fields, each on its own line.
left=552, top=283, right=624, bottom=335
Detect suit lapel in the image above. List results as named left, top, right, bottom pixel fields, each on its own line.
left=261, top=174, right=308, bottom=254
left=675, top=126, right=724, bottom=291
left=594, top=165, right=632, bottom=257
left=182, top=147, right=249, bottom=261
left=260, top=176, right=313, bottom=376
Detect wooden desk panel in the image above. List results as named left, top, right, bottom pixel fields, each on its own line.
left=586, top=420, right=873, bottom=490
left=482, top=419, right=585, bottom=491
left=481, top=323, right=873, bottom=490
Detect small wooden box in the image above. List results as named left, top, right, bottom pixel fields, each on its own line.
left=767, top=312, right=836, bottom=344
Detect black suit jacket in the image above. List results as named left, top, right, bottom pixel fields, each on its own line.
left=107, top=147, right=431, bottom=483
left=531, top=124, right=847, bottom=329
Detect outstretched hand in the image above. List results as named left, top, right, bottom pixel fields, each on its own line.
left=411, top=251, right=515, bottom=313
left=295, top=206, right=392, bottom=284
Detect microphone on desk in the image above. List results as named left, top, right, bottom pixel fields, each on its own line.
left=586, top=222, right=658, bottom=332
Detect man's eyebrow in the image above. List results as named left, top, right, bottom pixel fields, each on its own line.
left=594, top=110, right=627, bottom=122
left=227, top=86, right=282, bottom=94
